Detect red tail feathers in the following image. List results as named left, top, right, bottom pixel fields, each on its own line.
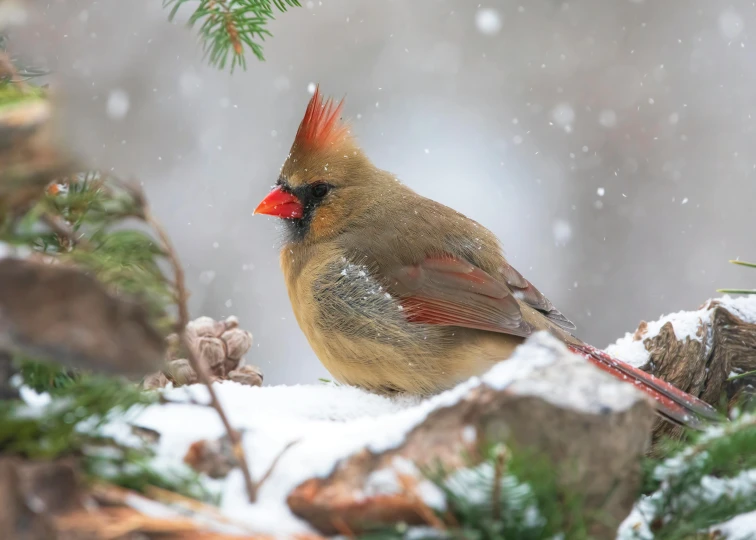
left=568, top=343, right=722, bottom=429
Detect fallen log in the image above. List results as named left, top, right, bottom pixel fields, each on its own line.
left=606, top=296, right=756, bottom=443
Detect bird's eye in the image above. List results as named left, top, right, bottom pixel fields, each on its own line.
left=310, top=182, right=330, bottom=199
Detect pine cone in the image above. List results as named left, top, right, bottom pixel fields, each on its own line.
left=142, top=314, right=259, bottom=389
left=197, top=337, right=225, bottom=373
left=142, top=371, right=169, bottom=390
left=228, top=365, right=263, bottom=387
left=187, top=316, right=227, bottom=338
left=166, top=359, right=197, bottom=385
left=222, top=328, right=253, bottom=361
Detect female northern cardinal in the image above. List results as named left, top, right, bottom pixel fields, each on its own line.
left=254, top=87, right=719, bottom=428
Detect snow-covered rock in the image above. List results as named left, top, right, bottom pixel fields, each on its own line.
left=125, top=333, right=653, bottom=536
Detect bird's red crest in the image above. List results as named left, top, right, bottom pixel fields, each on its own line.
left=293, top=86, right=348, bottom=150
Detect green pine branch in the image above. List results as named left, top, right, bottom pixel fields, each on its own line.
left=717, top=259, right=756, bottom=295
left=3, top=172, right=177, bottom=334
left=362, top=412, right=756, bottom=540
left=2, top=358, right=216, bottom=502
left=632, top=412, right=756, bottom=539
left=164, top=0, right=301, bottom=71
left=361, top=444, right=590, bottom=540
left=0, top=52, right=200, bottom=500
left=0, top=34, right=50, bottom=82
left=2, top=361, right=155, bottom=458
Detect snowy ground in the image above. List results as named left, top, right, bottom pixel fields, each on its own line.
left=18, top=295, right=756, bottom=538
left=123, top=333, right=603, bottom=536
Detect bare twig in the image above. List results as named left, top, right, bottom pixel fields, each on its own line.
left=330, top=516, right=356, bottom=539
left=397, top=474, right=446, bottom=530
left=41, top=212, right=91, bottom=250
left=142, top=205, right=258, bottom=503
left=0, top=50, right=28, bottom=90
left=143, top=485, right=258, bottom=532
left=254, top=439, right=299, bottom=495
left=158, top=393, right=211, bottom=407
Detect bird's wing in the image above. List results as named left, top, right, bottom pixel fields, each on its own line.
left=388, top=254, right=533, bottom=337
left=497, top=259, right=576, bottom=332
left=387, top=253, right=721, bottom=430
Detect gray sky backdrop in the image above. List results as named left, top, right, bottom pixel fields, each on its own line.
left=14, top=0, right=756, bottom=384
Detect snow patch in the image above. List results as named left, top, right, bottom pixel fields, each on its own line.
left=719, top=295, right=756, bottom=324
left=462, top=425, right=477, bottom=443
left=116, top=333, right=636, bottom=535
left=619, top=469, right=756, bottom=539
left=711, top=509, right=756, bottom=540
left=606, top=295, right=756, bottom=368
left=619, top=413, right=756, bottom=539
left=494, top=334, right=644, bottom=413
left=606, top=305, right=711, bottom=368
left=444, top=461, right=544, bottom=528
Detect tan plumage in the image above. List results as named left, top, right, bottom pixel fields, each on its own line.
left=255, top=88, right=720, bottom=427
left=278, top=168, right=574, bottom=395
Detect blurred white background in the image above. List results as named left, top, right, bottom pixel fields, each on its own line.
left=12, top=0, right=756, bottom=385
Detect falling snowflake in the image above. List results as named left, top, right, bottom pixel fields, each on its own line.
left=552, top=220, right=572, bottom=245
left=551, top=103, right=575, bottom=128
left=475, top=8, right=502, bottom=36
left=199, top=270, right=216, bottom=285
left=106, top=89, right=130, bottom=120
left=178, top=70, right=203, bottom=97
left=719, top=9, right=744, bottom=40
left=598, top=109, right=617, bottom=128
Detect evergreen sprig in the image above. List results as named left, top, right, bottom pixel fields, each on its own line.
left=717, top=260, right=756, bottom=295
left=0, top=64, right=197, bottom=500
left=363, top=415, right=756, bottom=540
left=2, top=173, right=176, bottom=334
left=0, top=359, right=215, bottom=502
left=0, top=362, right=155, bottom=458
left=163, top=0, right=301, bottom=71
left=626, top=413, right=756, bottom=539
left=361, top=445, right=589, bottom=540
left=0, top=34, right=50, bottom=82
left=0, top=163, right=194, bottom=494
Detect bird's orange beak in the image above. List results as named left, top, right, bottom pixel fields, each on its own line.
left=253, top=186, right=304, bottom=219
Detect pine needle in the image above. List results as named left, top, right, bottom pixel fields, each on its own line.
left=163, top=0, right=301, bottom=71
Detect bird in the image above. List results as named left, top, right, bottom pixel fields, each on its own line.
left=254, top=87, right=720, bottom=429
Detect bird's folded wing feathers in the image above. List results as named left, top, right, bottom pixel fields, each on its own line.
left=389, top=254, right=532, bottom=337
left=498, top=260, right=576, bottom=331
left=387, top=253, right=720, bottom=430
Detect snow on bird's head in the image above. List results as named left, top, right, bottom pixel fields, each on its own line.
left=292, top=85, right=349, bottom=151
